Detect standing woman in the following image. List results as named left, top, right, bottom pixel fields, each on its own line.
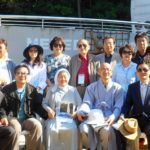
left=22, top=44, right=47, bottom=94
left=69, top=39, right=99, bottom=98
left=0, top=38, right=16, bottom=88
left=144, top=46, right=150, bottom=65
left=112, top=44, right=137, bottom=93
left=45, top=36, right=70, bottom=87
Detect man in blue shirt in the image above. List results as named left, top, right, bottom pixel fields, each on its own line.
left=77, top=63, right=124, bottom=150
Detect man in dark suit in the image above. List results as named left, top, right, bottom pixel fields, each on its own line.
left=95, top=36, right=121, bottom=71
left=122, top=60, right=150, bottom=150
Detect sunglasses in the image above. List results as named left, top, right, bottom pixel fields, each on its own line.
left=78, top=44, right=87, bottom=49
left=137, top=68, right=149, bottom=73
left=53, top=43, right=63, bottom=48
left=122, top=50, right=132, bottom=55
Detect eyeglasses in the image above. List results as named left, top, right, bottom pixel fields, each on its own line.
left=78, top=44, right=87, bottom=49
left=137, top=68, right=149, bottom=73
left=53, top=43, right=63, bottom=48
left=122, top=51, right=132, bottom=55
left=16, top=72, right=29, bottom=76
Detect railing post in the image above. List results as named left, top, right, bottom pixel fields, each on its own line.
left=0, top=18, right=1, bottom=26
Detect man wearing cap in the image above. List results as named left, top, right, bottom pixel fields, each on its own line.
left=132, top=32, right=149, bottom=64
left=77, top=63, right=124, bottom=150
left=121, top=60, right=150, bottom=150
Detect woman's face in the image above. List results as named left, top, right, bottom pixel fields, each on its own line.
left=121, top=48, right=133, bottom=63
left=28, top=47, right=38, bottom=60
left=52, top=41, right=64, bottom=56
left=57, top=71, right=68, bottom=87
left=77, top=39, right=90, bottom=56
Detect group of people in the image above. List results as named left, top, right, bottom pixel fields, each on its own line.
left=0, top=32, right=149, bottom=150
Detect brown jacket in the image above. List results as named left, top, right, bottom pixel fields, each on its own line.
left=69, top=54, right=100, bottom=98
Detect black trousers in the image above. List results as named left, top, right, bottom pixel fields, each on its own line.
left=137, top=116, right=150, bottom=150
left=0, top=125, right=16, bottom=150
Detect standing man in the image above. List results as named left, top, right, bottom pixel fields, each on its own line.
left=95, top=36, right=121, bottom=71
left=122, top=60, right=150, bottom=150
left=77, top=63, right=124, bottom=150
left=132, top=32, right=149, bottom=64
left=0, top=64, right=45, bottom=150
left=0, top=38, right=16, bottom=88
left=69, top=39, right=99, bottom=98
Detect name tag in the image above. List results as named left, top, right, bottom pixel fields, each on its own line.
left=78, top=74, right=85, bottom=85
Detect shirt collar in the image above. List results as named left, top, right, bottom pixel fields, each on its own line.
left=99, top=78, right=113, bottom=90
left=79, top=54, right=88, bottom=60
left=140, top=80, right=149, bottom=85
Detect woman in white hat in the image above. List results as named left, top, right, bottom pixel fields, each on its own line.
left=42, top=68, right=82, bottom=150
left=22, top=44, right=47, bottom=94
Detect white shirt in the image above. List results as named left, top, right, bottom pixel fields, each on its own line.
left=140, top=81, right=149, bottom=104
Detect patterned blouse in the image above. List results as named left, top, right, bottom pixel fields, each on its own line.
left=45, top=53, right=70, bottom=83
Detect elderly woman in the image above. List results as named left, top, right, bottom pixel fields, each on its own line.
left=45, top=36, right=70, bottom=87
left=112, top=44, right=137, bottom=93
left=22, top=44, right=47, bottom=94
left=69, top=39, right=99, bottom=98
left=42, top=68, right=82, bottom=150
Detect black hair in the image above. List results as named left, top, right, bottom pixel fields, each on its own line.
left=49, top=36, right=65, bottom=51
left=14, top=64, right=30, bottom=75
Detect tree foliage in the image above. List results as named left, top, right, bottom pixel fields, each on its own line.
left=0, top=0, right=130, bottom=20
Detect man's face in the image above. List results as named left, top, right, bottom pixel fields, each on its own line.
left=0, top=43, right=7, bottom=58
left=98, top=63, right=112, bottom=81
left=136, top=37, right=148, bottom=54
left=103, top=38, right=115, bottom=55
left=15, top=67, right=29, bottom=84
left=137, top=63, right=150, bottom=81
left=77, top=39, right=90, bottom=56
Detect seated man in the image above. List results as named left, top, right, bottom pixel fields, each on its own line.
left=121, top=60, right=150, bottom=150
left=77, top=63, right=124, bottom=150
left=0, top=64, right=46, bottom=150
left=0, top=90, right=17, bottom=150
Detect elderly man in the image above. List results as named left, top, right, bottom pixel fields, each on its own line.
left=132, top=32, right=149, bottom=64
left=95, top=36, right=121, bottom=71
left=69, top=38, right=99, bottom=98
left=77, top=63, right=124, bottom=150
left=0, top=64, right=46, bottom=150
left=122, top=60, right=150, bottom=150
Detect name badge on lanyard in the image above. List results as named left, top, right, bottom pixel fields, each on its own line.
left=78, top=74, right=85, bottom=85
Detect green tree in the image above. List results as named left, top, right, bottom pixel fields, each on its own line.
left=0, top=0, right=130, bottom=20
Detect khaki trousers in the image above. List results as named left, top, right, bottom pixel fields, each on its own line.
left=9, top=118, right=42, bottom=150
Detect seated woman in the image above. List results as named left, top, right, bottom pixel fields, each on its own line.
left=42, top=68, right=82, bottom=150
